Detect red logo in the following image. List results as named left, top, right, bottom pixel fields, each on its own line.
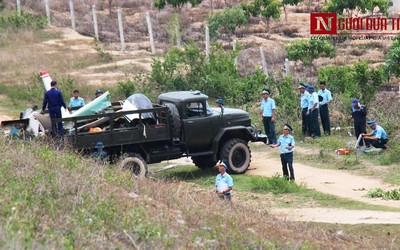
left=310, top=13, right=337, bottom=34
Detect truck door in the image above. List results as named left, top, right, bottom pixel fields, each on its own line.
left=182, top=101, right=219, bottom=152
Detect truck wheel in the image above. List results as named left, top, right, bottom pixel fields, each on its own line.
left=164, top=103, right=181, bottom=139
left=120, top=153, right=148, bottom=178
left=220, top=139, right=251, bottom=174
left=192, top=156, right=217, bottom=169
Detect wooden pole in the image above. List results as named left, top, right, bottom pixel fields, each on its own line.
left=45, top=0, right=51, bottom=25
left=259, top=47, right=268, bottom=77
left=285, top=58, right=290, bottom=76
left=69, top=0, right=76, bottom=30
left=205, top=26, right=210, bottom=62
left=16, top=0, right=21, bottom=16
left=118, top=9, right=125, bottom=51
left=92, top=5, right=99, bottom=40
left=146, top=12, right=156, bottom=54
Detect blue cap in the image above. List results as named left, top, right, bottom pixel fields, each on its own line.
left=306, top=85, right=315, bottom=92
left=367, top=120, right=376, bottom=126
left=95, top=89, right=103, bottom=95
left=262, top=88, right=270, bottom=95
left=216, top=98, right=224, bottom=105
left=284, top=123, right=293, bottom=132
left=352, top=98, right=359, bottom=107
left=298, top=83, right=307, bottom=89
left=95, top=142, right=104, bottom=149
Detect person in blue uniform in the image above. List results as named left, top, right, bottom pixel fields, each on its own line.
left=298, top=83, right=309, bottom=137
left=350, top=98, right=367, bottom=146
left=69, top=89, right=86, bottom=112
left=271, top=124, right=296, bottom=180
left=260, top=88, right=277, bottom=144
left=41, top=80, right=67, bottom=136
left=92, top=142, right=108, bottom=163
left=215, top=161, right=233, bottom=201
left=306, top=85, right=321, bottom=138
left=318, top=81, right=332, bottom=135
left=215, top=98, right=224, bottom=116
left=362, top=121, right=388, bottom=149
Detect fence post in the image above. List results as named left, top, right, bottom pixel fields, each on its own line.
left=146, top=12, right=156, bottom=54
left=69, top=0, right=76, bottom=30
left=16, top=0, right=21, bottom=16
left=259, top=47, right=269, bottom=77
left=175, top=23, right=181, bottom=49
left=117, top=9, right=125, bottom=51
left=92, top=5, right=99, bottom=40
left=232, top=40, right=237, bottom=69
left=205, top=26, right=210, bottom=62
left=45, top=0, right=51, bottom=25
left=285, top=58, right=290, bottom=76
left=398, top=82, right=400, bottom=97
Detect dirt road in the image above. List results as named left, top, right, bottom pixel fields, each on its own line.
left=248, top=147, right=400, bottom=224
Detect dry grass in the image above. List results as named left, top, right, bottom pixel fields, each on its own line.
left=0, top=135, right=380, bottom=249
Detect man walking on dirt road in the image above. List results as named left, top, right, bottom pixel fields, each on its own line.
left=41, top=80, right=67, bottom=136
left=271, top=124, right=296, bottom=180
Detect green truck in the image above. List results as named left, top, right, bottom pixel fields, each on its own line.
left=62, top=91, right=266, bottom=177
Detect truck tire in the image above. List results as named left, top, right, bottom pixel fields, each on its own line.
left=120, top=153, right=148, bottom=178
left=164, top=103, right=181, bottom=139
left=220, top=139, right=251, bottom=174
left=192, top=155, right=217, bottom=169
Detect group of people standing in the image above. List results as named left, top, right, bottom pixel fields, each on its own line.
left=298, top=81, right=332, bottom=139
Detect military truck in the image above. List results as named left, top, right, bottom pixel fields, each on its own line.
left=60, top=91, right=266, bottom=177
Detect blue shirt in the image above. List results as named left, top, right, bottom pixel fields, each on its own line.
left=300, top=92, right=309, bottom=109
left=277, top=134, right=295, bottom=154
left=42, top=88, right=67, bottom=111
left=308, top=92, right=319, bottom=110
left=318, top=89, right=332, bottom=105
left=69, top=97, right=86, bottom=107
left=260, top=97, right=276, bottom=117
left=216, top=173, right=233, bottom=194
left=372, top=125, right=388, bottom=140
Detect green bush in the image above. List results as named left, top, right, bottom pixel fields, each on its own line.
left=0, top=11, right=47, bottom=32
left=115, top=78, right=137, bottom=99
left=208, top=5, right=249, bottom=39
left=250, top=175, right=301, bottom=194
left=318, top=61, right=385, bottom=105
left=367, top=187, right=400, bottom=200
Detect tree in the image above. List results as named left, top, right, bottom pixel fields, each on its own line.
left=286, top=39, right=336, bottom=75
left=241, top=0, right=282, bottom=30
left=323, top=0, right=393, bottom=16
left=0, top=0, right=4, bottom=12
left=208, top=6, right=249, bottom=40
left=384, top=37, right=400, bottom=78
left=154, top=0, right=203, bottom=11
left=282, top=0, right=303, bottom=21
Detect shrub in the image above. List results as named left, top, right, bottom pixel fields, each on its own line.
left=367, top=188, right=400, bottom=200
left=0, top=11, right=47, bottom=32
left=250, top=175, right=301, bottom=194
left=208, top=5, right=249, bottom=40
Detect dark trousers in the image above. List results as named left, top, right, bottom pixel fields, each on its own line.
left=49, top=108, right=63, bottom=136
left=280, top=152, right=294, bottom=180
left=364, top=138, right=388, bottom=149
left=308, top=109, right=321, bottom=138
left=319, top=104, right=330, bottom=135
left=301, top=108, right=309, bottom=136
left=263, top=116, right=276, bottom=144
left=354, top=123, right=366, bottom=146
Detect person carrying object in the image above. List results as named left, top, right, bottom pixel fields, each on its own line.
left=362, top=120, right=388, bottom=149
left=271, top=124, right=296, bottom=181
left=41, top=80, right=67, bottom=136
left=349, top=98, right=367, bottom=147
